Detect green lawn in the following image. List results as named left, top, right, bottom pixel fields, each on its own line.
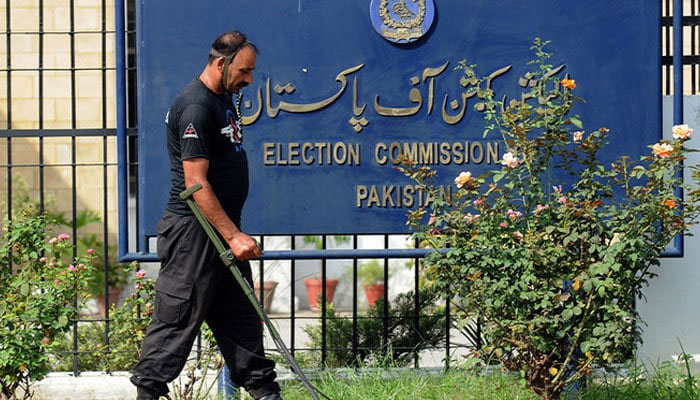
left=274, top=369, right=539, bottom=400
left=237, top=363, right=700, bottom=400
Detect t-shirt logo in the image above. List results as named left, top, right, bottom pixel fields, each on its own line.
left=220, top=109, right=242, bottom=144
left=183, top=122, right=199, bottom=139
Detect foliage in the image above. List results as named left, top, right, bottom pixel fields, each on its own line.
left=103, top=266, right=155, bottom=371
left=303, top=289, right=445, bottom=368
left=272, top=368, right=539, bottom=400
left=6, top=175, right=130, bottom=298
left=50, top=265, right=154, bottom=372
left=51, top=210, right=131, bottom=297
left=357, top=260, right=386, bottom=286
left=400, top=38, right=700, bottom=399
left=0, top=210, right=93, bottom=399
left=301, top=235, right=351, bottom=250
left=48, top=321, right=105, bottom=372
left=581, top=355, right=700, bottom=400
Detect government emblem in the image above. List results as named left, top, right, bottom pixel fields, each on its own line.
left=369, top=0, right=435, bottom=44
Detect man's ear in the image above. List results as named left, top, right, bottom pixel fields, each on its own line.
left=215, top=57, right=225, bottom=72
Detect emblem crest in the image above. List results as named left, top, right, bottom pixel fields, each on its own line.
left=370, top=0, right=435, bottom=44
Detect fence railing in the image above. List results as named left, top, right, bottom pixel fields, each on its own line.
left=0, top=0, right=696, bottom=376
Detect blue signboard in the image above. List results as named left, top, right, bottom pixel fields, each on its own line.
left=137, top=1, right=660, bottom=239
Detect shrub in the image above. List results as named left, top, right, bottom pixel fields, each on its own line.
left=0, top=210, right=93, bottom=399
left=401, top=39, right=700, bottom=399
left=304, top=289, right=445, bottom=368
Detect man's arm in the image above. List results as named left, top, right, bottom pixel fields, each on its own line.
left=183, top=157, right=262, bottom=261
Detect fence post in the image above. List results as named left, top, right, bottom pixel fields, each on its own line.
left=217, top=364, right=240, bottom=399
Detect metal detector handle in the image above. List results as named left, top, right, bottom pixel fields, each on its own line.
left=178, top=183, right=327, bottom=400
left=179, top=183, right=262, bottom=257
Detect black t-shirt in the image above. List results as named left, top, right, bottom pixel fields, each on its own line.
left=164, top=79, right=249, bottom=225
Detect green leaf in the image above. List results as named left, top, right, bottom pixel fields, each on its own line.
left=562, top=309, right=573, bottom=321
left=58, top=315, right=68, bottom=327
left=583, top=280, right=592, bottom=293
left=570, top=117, right=583, bottom=129
left=20, top=284, right=29, bottom=296
left=580, top=341, right=591, bottom=353
left=493, top=171, right=505, bottom=183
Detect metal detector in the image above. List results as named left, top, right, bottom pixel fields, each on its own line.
left=180, top=183, right=329, bottom=400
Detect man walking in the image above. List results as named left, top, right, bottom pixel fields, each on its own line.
left=130, top=31, right=282, bottom=400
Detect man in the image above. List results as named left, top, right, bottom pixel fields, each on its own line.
left=130, top=31, right=282, bottom=400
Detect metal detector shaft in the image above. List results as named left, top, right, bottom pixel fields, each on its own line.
left=180, top=183, right=326, bottom=400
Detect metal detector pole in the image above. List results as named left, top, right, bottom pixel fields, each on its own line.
left=179, top=183, right=327, bottom=400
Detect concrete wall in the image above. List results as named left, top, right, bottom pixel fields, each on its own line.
left=637, top=96, right=700, bottom=367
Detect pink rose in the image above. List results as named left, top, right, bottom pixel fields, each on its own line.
left=42, top=337, right=50, bottom=345
left=558, top=197, right=567, bottom=204
left=48, top=237, right=58, bottom=245
left=57, top=233, right=70, bottom=241
left=54, top=279, right=60, bottom=284
left=68, top=265, right=77, bottom=272
left=136, top=270, right=146, bottom=279
left=500, top=222, right=508, bottom=229
left=506, top=209, right=522, bottom=221
left=86, top=248, right=94, bottom=255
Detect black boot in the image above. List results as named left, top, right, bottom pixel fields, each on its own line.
left=136, top=386, right=166, bottom=400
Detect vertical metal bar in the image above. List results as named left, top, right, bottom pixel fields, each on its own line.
left=101, top=0, right=112, bottom=364
left=351, top=235, right=358, bottom=365
left=196, top=332, right=202, bottom=363
left=382, top=235, right=389, bottom=358
left=444, top=278, right=451, bottom=371
left=69, top=0, right=80, bottom=376
left=6, top=0, right=12, bottom=221
left=258, top=236, right=265, bottom=307
left=413, top=238, right=419, bottom=369
left=320, top=235, right=327, bottom=367
left=38, top=0, right=45, bottom=212
left=673, top=0, right=685, bottom=256
left=135, top=0, right=146, bottom=254
left=674, top=0, right=684, bottom=117
left=692, top=0, right=696, bottom=94
left=290, top=235, right=296, bottom=357
left=117, top=0, right=128, bottom=259
left=666, top=0, right=672, bottom=95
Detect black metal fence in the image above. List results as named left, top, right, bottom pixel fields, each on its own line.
left=0, top=0, right=695, bottom=375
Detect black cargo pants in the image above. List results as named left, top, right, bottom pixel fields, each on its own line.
left=131, top=212, right=280, bottom=399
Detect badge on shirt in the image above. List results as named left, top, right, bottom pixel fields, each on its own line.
left=221, top=109, right=243, bottom=145
left=182, top=122, right=199, bottom=139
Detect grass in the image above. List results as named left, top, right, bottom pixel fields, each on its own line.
left=234, top=359, right=700, bottom=400
left=264, top=368, right=538, bottom=400
left=579, top=358, right=700, bottom=400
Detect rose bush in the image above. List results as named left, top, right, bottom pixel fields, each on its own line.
left=0, top=210, right=93, bottom=399
left=401, top=39, right=700, bottom=399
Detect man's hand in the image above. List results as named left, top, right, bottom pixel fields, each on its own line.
left=228, top=231, right=263, bottom=261
left=183, top=158, right=262, bottom=261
